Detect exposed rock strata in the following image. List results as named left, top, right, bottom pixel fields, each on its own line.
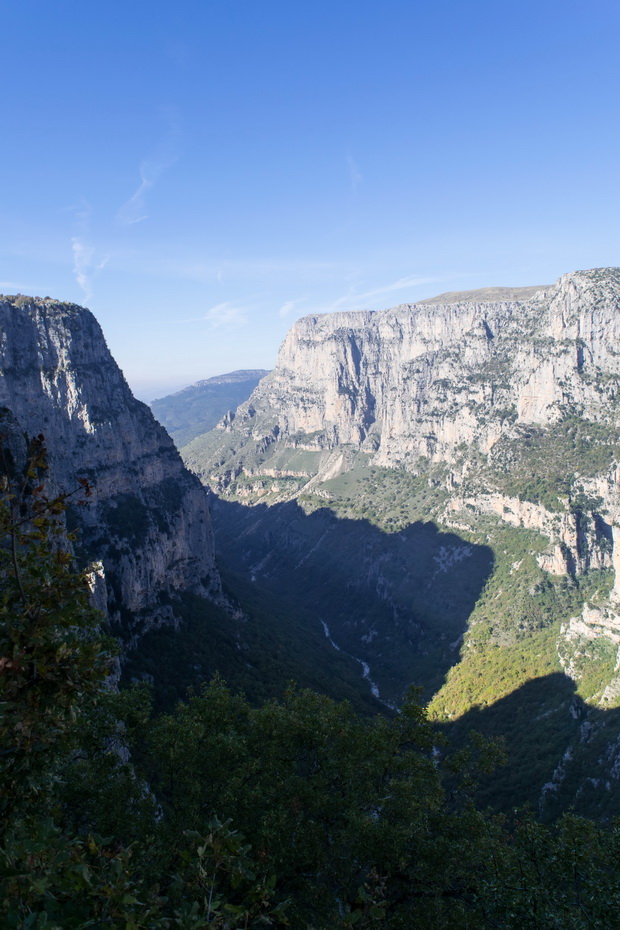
left=443, top=490, right=615, bottom=578
left=192, top=268, right=620, bottom=475
left=0, top=295, right=220, bottom=636
left=185, top=268, right=620, bottom=697
left=187, top=268, right=620, bottom=590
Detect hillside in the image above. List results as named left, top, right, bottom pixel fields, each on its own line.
left=0, top=297, right=378, bottom=713
left=151, top=369, right=270, bottom=447
left=181, top=267, right=620, bottom=815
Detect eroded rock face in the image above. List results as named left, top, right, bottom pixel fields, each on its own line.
left=184, top=268, right=620, bottom=676
left=210, top=268, right=620, bottom=466
left=187, top=269, right=620, bottom=579
left=0, top=296, right=220, bottom=636
left=444, top=491, right=614, bottom=577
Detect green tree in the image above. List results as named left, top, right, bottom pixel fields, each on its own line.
left=2, top=435, right=620, bottom=928
left=0, top=434, right=110, bottom=821
left=144, top=679, right=499, bottom=927
left=0, top=436, right=287, bottom=927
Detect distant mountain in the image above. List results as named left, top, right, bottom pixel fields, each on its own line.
left=151, top=370, right=270, bottom=448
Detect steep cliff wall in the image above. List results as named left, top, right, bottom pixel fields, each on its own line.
left=185, top=269, right=620, bottom=586
left=178, top=268, right=620, bottom=814
left=0, top=295, right=220, bottom=637
left=187, top=268, right=620, bottom=477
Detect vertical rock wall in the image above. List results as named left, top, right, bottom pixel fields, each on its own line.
left=0, top=296, right=220, bottom=635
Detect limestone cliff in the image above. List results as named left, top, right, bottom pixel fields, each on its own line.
left=0, top=295, right=220, bottom=638
left=185, top=268, right=620, bottom=707
left=185, top=269, right=620, bottom=581
left=187, top=268, right=620, bottom=478
left=178, top=268, right=620, bottom=815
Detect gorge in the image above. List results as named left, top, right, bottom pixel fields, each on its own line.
left=178, top=267, right=620, bottom=817
left=3, top=270, right=620, bottom=817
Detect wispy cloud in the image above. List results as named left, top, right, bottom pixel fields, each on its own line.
left=347, top=156, right=362, bottom=193
left=117, top=112, right=182, bottom=226
left=326, top=274, right=440, bottom=313
left=278, top=298, right=306, bottom=319
left=71, top=237, right=95, bottom=301
left=68, top=200, right=108, bottom=302
left=71, top=238, right=108, bottom=303
left=349, top=274, right=439, bottom=304
left=204, top=302, right=249, bottom=328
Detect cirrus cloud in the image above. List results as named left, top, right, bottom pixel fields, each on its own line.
left=205, top=301, right=249, bottom=328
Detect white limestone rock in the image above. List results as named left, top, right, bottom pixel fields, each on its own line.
left=194, top=268, right=620, bottom=471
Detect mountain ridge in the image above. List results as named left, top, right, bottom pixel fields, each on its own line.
left=417, top=283, right=551, bottom=304
left=184, top=268, right=620, bottom=497
left=151, top=368, right=270, bottom=448
left=154, top=369, right=271, bottom=399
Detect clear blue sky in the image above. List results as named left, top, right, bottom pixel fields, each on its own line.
left=2, top=0, right=619, bottom=400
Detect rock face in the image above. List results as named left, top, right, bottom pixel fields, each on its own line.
left=193, top=268, right=620, bottom=471
left=186, top=268, right=620, bottom=592
left=0, top=295, right=220, bottom=637
left=183, top=269, right=620, bottom=817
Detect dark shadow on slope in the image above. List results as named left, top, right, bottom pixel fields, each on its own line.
left=441, top=671, right=620, bottom=821
left=211, top=496, right=493, bottom=706
left=121, top=587, right=387, bottom=717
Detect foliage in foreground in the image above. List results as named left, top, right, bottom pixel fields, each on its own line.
left=2, top=441, right=620, bottom=927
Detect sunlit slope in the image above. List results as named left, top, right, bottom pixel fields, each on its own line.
left=181, top=269, right=620, bottom=814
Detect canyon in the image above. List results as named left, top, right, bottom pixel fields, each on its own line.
left=180, top=267, right=620, bottom=816
left=4, top=270, right=620, bottom=816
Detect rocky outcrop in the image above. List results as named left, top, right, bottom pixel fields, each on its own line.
left=0, top=295, right=220, bottom=637
left=443, top=489, right=615, bottom=578
left=195, top=269, right=619, bottom=471
left=186, top=268, right=620, bottom=589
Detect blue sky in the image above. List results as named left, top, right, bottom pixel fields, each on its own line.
left=2, top=1, right=619, bottom=400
